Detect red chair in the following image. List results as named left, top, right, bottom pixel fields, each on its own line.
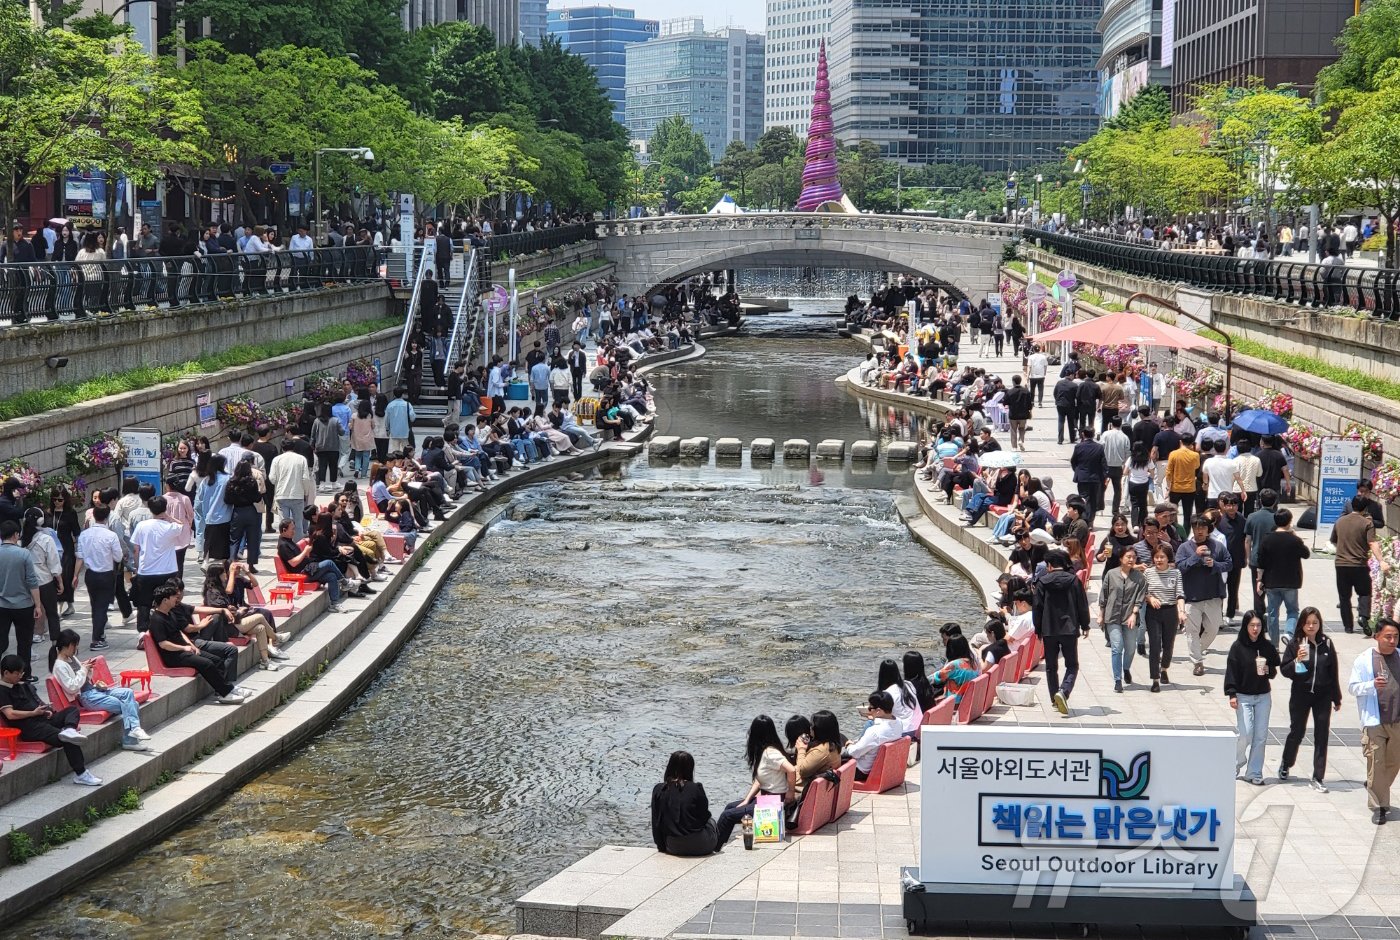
left=854, top=736, right=912, bottom=793
left=792, top=773, right=837, bottom=835
left=46, top=677, right=110, bottom=727
left=831, top=760, right=857, bottom=821
left=138, top=632, right=196, bottom=678
left=382, top=530, right=407, bottom=560
left=975, top=667, right=999, bottom=717
left=1001, top=648, right=1022, bottom=686
left=1076, top=566, right=1090, bottom=588
left=0, top=718, right=49, bottom=756
left=273, top=554, right=320, bottom=594
left=923, top=697, right=956, bottom=726
left=957, top=674, right=990, bottom=723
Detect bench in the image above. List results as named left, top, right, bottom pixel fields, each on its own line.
left=854, top=736, right=911, bottom=794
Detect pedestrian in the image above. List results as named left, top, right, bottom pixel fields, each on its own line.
left=1243, top=488, right=1279, bottom=616
left=1349, top=617, right=1400, bottom=825
left=1176, top=513, right=1231, bottom=676
left=198, top=454, right=232, bottom=561
left=0, top=519, right=42, bottom=681
left=1278, top=607, right=1341, bottom=792
left=1165, top=434, right=1201, bottom=524
left=1032, top=549, right=1090, bottom=717
left=445, top=361, right=464, bottom=428
left=1069, top=427, right=1107, bottom=528
left=1099, top=544, right=1147, bottom=692
left=1256, top=507, right=1308, bottom=646
left=129, top=496, right=182, bottom=631
left=1331, top=495, right=1390, bottom=635
left=1223, top=610, right=1279, bottom=786
left=1215, top=494, right=1247, bottom=620
left=1025, top=344, right=1048, bottom=406
left=1003, top=374, right=1032, bottom=451
left=20, top=508, right=61, bottom=646
left=1100, top=417, right=1130, bottom=516
left=1053, top=374, right=1078, bottom=445
left=1074, top=370, right=1100, bottom=434
left=311, top=403, right=343, bottom=492
left=568, top=342, right=588, bottom=401
left=385, top=387, right=416, bottom=454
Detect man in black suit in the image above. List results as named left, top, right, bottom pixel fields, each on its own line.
left=567, top=341, right=588, bottom=401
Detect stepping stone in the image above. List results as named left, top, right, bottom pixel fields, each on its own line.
left=751, top=438, right=776, bottom=459
left=783, top=438, right=811, bottom=460
left=714, top=437, right=743, bottom=457
left=816, top=439, right=846, bottom=459
left=886, top=442, right=918, bottom=462
left=851, top=440, right=879, bottom=460
left=678, top=437, right=710, bottom=458
left=648, top=436, right=680, bottom=457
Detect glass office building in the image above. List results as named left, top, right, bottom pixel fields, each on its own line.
left=765, top=0, right=829, bottom=135
left=827, top=0, right=1102, bottom=170
left=625, top=21, right=765, bottom=161
left=548, top=5, right=660, bottom=123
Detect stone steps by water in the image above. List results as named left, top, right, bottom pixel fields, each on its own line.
left=647, top=436, right=915, bottom=463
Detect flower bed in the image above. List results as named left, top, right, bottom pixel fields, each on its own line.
left=1282, top=423, right=1324, bottom=461
left=215, top=396, right=261, bottom=431
left=1342, top=420, right=1385, bottom=461
left=65, top=433, right=127, bottom=476
left=1372, top=458, right=1400, bottom=504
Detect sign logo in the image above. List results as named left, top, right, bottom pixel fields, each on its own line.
left=1100, top=751, right=1150, bottom=800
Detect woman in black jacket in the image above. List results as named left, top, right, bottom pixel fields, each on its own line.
left=650, top=750, right=715, bottom=856
left=1278, top=606, right=1343, bottom=791
left=223, top=458, right=264, bottom=572
left=1223, top=610, right=1280, bottom=785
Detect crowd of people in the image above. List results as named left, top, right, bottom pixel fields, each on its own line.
left=1085, top=217, right=1379, bottom=264
left=651, top=624, right=1031, bottom=855
left=855, top=298, right=1399, bottom=824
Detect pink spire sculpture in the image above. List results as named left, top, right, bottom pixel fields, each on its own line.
left=796, top=41, right=845, bottom=212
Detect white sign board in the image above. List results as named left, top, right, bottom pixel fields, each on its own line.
left=921, top=726, right=1236, bottom=892
left=118, top=427, right=162, bottom=491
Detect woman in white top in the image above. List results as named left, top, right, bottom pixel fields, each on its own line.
left=22, top=508, right=62, bottom=645
left=1126, top=441, right=1156, bottom=530
left=713, top=715, right=797, bottom=850
left=549, top=358, right=572, bottom=405
left=876, top=658, right=923, bottom=736
left=50, top=628, right=151, bottom=750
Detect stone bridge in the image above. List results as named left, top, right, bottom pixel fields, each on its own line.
left=596, top=213, right=1017, bottom=301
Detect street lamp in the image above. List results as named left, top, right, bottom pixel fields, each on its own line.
left=314, top=147, right=375, bottom=245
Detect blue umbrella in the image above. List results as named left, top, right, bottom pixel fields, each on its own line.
left=1232, top=409, right=1289, bottom=435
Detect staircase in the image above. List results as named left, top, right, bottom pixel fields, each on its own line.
left=409, top=248, right=481, bottom=428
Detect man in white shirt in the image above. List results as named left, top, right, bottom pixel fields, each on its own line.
left=130, top=496, right=183, bottom=632
left=1006, top=591, right=1036, bottom=642
left=289, top=222, right=314, bottom=290
left=843, top=691, right=904, bottom=780
left=73, top=506, right=127, bottom=650
left=268, top=439, right=312, bottom=539
left=1025, top=344, right=1049, bottom=406
left=1201, top=439, right=1243, bottom=502
left=219, top=431, right=251, bottom=472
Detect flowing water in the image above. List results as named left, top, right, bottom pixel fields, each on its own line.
left=11, top=301, right=984, bottom=940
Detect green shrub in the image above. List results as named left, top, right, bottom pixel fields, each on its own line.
left=8, top=829, right=38, bottom=865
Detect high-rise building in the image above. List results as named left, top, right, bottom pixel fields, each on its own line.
left=624, top=20, right=765, bottom=162
left=548, top=5, right=660, bottom=123
left=1097, top=0, right=1171, bottom=119
left=827, top=0, right=1101, bottom=170
left=764, top=0, right=828, bottom=135
left=458, top=0, right=520, bottom=45
left=520, top=0, right=548, bottom=44
left=401, top=0, right=457, bottom=30
left=1169, top=0, right=1352, bottom=113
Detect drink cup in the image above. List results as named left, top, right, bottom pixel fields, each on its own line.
left=1256, top=655, right=1267, bottom=677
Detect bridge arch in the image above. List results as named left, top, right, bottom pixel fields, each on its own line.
left=598, top=214, right=1016, bottom=303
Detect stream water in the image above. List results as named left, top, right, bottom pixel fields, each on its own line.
left=10, top=303, right=984, bottom=940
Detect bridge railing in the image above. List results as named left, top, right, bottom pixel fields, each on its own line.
left=596, top=213, right=1019, bottom=240
left=0, top=245, right=386, bottom=327
left=1026, top=228, right=1400, bottom=320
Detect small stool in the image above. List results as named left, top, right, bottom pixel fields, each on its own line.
left=283, top=573, right=310, bottom=595
left=120, top=669, right=153, bottom=694
left=0, top=727, right=20, bottom=760
left=269, top=584, right=297, bottom=606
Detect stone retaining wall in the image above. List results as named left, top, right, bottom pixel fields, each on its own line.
left=0, top=284, right=394, bottom=399
left=0, top=328, right=400, bottom=477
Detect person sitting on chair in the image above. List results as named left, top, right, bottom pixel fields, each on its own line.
left=0, top=654, right=102, bottom=785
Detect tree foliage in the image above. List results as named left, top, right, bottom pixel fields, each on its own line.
left=0, top=2, right=204, bottom=232
left=1316, top=0, right=1400, bottom=96
left=647, top=115, right=712, bottom=206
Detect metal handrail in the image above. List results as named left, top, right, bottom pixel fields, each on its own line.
left=1026, top=228, right=1400, bottom=320
left=0, top=245, right=384, bottom=326
left=393, top=244, right=436, bottom=377
left=444, top=247, right=479, bottom=366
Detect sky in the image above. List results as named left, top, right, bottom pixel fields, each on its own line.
left=549, top=0, right=766, bottom=33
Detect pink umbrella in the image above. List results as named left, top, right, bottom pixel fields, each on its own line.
left=1033, top=310, right=1224, bottom=350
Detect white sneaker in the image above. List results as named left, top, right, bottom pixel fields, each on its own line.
left=216, top=692, right=247, bottom=704
left=58, top=727, right=87, bottom=743
left=276, top=631, right=291, bottom=645
left=234, top=686, right=255, bottom=697
left=74, top=771, right=103, bottom=786
left=269, top=647, right=290, bottom=661
left=371, top=571, right=389, bottom=582
left=258, top=660, right=281, bottom=671
left=1310, top=778, right=1328, bottom=793
left=122, top=736, right=151, bottom=752
left=131, top=728, right=152, bottom=741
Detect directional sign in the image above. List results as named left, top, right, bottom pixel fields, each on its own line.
left=1057, top=269, right=1079, bottom=292
left=1026, top=282, right=1049, bottom=303
left=270, top=162, right=292, bottom=176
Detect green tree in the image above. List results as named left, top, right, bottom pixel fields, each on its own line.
left=648, top=115, right=711, bottom=205
left=422, top=120, right=537, bottom=216
left=838, top=140, right=894, bottom=211
left=1316, top=0, right=1400, bottom=96
left=0, top=4, right=205, bottom=234
left=714, top=141, right=759, bottom=206
left=1104, top=84, right=1171, bottom=132
left=748, top=127, right=803, bottom=209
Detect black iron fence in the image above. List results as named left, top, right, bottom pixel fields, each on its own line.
left=0, top=245, right=386, bottom=326
left=1028, top=228, right=1400, bottom=320
left=480, top=222, right=596, bottom=261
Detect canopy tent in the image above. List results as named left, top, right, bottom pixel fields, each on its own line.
left=1033, top=310, right=1224, bottom=350
left=707, top=194, right=741, bottom=215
